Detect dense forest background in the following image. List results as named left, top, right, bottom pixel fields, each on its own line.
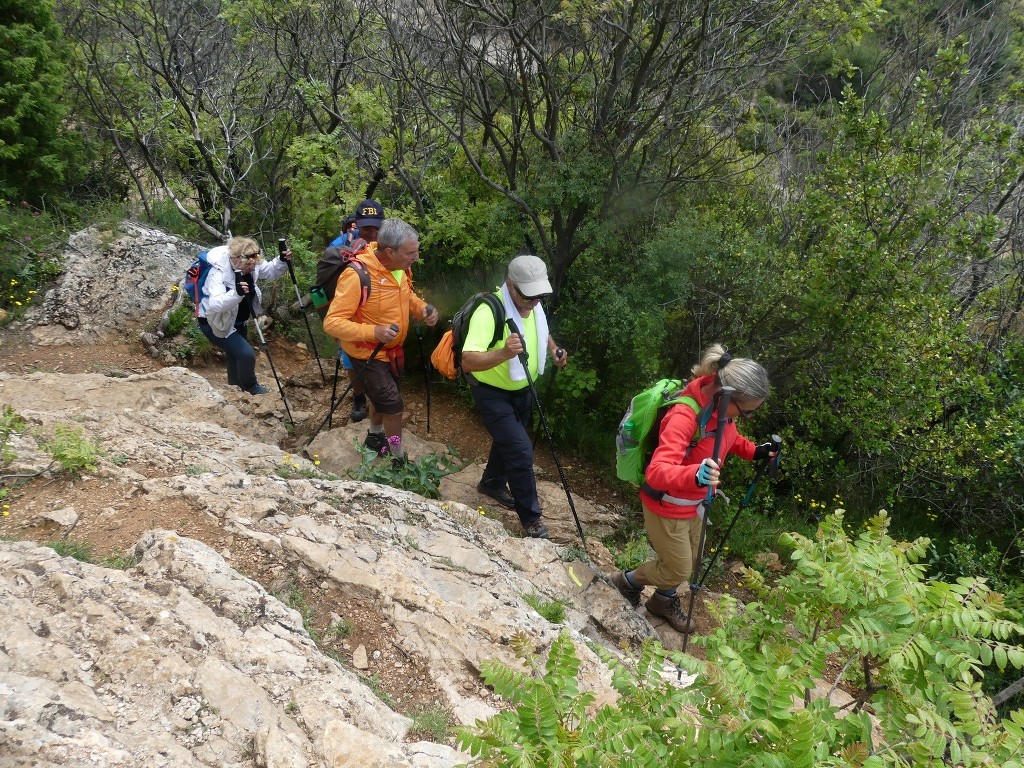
left=3, top=0, right=1024, bottom=635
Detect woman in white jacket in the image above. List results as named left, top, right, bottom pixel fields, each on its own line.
left=196, top=236, right=290, bottom=394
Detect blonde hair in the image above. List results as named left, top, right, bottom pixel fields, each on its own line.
left=227, top=237, right=262, bottom=262
left=691, top=343, right=770, bottom=401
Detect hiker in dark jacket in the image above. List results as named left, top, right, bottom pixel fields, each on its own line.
left=612, top=344, right=775, bottom=633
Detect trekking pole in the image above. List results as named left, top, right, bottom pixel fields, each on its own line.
left=506, top=319, right=587, bottom=550
left=305, top=325, right=396, bottom=447
left=694, top=435, right=782, bottom=591
left=531, top=348, right=564, bottom=447
left=327, top=346, right=343, bottom=429
left=681, top=385, right=734, bottom=655
left=250, top=315, right=293, bottom=424
left=415, top=304, right=435, bottom=433
left=279, top=238, right=327, bottom=385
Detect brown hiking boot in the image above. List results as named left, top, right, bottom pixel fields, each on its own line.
left=646, top=592, right=694, bottom=634
left=612, top=571, right=642, bottom=608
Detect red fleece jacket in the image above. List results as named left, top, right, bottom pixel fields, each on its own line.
left=640, top=375, right=756, bottom=519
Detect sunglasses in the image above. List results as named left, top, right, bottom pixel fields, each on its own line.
left=515, top=285, right=550, bottom=302
left=736, top=403, right=760, bottom=419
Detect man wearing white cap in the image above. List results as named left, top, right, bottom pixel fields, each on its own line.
left=460, top=255, right=569, bottom=539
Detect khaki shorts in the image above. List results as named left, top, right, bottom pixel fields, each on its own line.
left=634, top=507, right=704, bottom=590
left=350, top=358, right=403, bottom=414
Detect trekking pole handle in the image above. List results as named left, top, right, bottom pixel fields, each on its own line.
left=279, top=237, right=298, bottom=279
left=555, top=348, right=565, bottom=361
left=769, top=434, right=783, bottom=479
left=711, top=387, right=734, bottom=465
left=505, top=319, right=528, bottom=363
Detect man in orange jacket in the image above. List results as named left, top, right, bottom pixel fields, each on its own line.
left=323, top=218, right=438, bottom=463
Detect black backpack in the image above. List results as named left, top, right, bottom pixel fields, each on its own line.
left=309, top=235, right=370, bottom=313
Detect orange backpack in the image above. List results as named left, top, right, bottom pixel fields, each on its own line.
left=430, top=292, right=505, bottom=380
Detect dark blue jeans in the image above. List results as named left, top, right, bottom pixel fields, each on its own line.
left=471, top=383, right=541, bottom=528
left=198, top=320, right=258, bottom=391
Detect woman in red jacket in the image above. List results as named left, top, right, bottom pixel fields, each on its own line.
left=613, top=344, right=774, bottom=633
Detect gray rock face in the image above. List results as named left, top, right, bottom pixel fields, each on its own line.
left=25, top=223, right=194, bottom=346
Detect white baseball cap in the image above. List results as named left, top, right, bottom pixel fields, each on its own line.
left=507, top=255, right=553, bottom=297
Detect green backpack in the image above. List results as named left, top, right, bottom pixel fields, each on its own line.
left=615, top=378, right=713, bottom=486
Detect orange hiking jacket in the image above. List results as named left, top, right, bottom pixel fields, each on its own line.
left=322, top=243, right=428, bottom=362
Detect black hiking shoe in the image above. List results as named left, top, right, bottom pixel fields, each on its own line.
left=645, top=592, right=694, bottom=634
left=246, top=383, right=270, bottom=395
left=363, top=431, right=388, bottom=454
left=524, top=521, right=550, bottom=539
left=350, top=394, right=368, bottom=423
left=477, top=480, right=516, bottom=510
left=613, top=571, right=642, bottom=608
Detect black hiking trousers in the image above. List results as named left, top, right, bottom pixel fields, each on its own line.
left=470, top=382, right=542, bottom=529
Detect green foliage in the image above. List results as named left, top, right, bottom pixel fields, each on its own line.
left=166, top=303, right=197, bottom=337
left=45, top=539, right=92, bottom=562
left=611, top=530, right=655, bottom=573
left=326, top=617, right=354, bottom=640
left=0, top=0, right=73, bottom=201
left=0, top=201, right=67, bottom=314
left=461, top=514, right=1024, bottom=766
left=408, top=705, right=453, bottom=742
left=274, top=574, right=318, bottom=642
left=100, top=552, right=139, bottom=570
left=45, top=424, right=104, bottom=475
left=521, top=592, right=568, bottom=624
left=347, top=443, right=462, bottom=500
left=1, top=405, right=27, bottom=466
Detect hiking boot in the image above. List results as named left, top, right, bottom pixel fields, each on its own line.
left=246, top=383, right=270, bottom=395
left=363, top=431, right=388, bottom=454
left=524, top=521, right=550, bottom=540
left=477, top=480, right=515, bottom=510
left=645, top=592, right=694, bottom=634
left=613, top=571, right=642, bottom=608
left=350, top=395, right=368, bottom=423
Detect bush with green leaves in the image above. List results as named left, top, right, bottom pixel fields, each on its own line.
left=0, top=202, right=68, bottom=316
left=459, top=512, right=1024, bottom=767
left=347, top=443, right=462, bottom=500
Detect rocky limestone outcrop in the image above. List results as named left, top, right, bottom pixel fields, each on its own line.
left=0, top=365, right=654, bottom=767
left=24, top=222, right=195, bottom=348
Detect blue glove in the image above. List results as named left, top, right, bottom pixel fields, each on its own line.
left=695, top=458, right=719, bottom=487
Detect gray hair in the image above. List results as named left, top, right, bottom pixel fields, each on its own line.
left=376, top=219, right=418, bottom=251
left=691, top=343, right=770, bottom=401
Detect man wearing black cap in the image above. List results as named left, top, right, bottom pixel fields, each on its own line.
left=460, top=255, right=569, bottom=539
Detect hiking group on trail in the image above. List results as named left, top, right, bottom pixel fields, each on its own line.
left=186, top=204, right=781, bottom=635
